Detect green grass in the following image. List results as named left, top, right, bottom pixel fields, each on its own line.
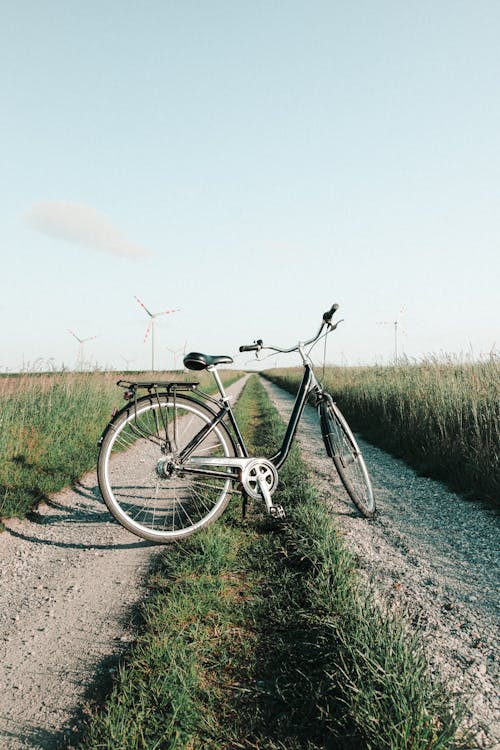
left=0, top=370, right=242, bottom=524
left=264, top=358, right=500, bottom=502
left=77, top=376, right=468, bottom=750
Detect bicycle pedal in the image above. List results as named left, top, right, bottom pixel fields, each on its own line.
left=269, top=505, right=286, bottom=519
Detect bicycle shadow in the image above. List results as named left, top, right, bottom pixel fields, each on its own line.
left=25, top=481, right=108, bottom=523
left=0, top=720, right=68, bottom=750
left=4, top=480, right=155, bottom=551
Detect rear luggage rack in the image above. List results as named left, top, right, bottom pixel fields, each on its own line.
left=117, top=380, right=199, bottom=399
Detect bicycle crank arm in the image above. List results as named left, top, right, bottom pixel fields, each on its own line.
left=255, top=471, right=285, bottom=519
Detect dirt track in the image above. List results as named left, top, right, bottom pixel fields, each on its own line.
left=1, top=373, right=498, bottom=749
left=0, top=376, right=248, bottom=750
left=261, top=377, right=499, bottom=750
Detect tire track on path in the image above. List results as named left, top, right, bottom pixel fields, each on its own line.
left=261, top=376, right=500, bottom=749
left=0, top=375, right=249, bottom=750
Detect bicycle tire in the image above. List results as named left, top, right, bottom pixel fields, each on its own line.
left=319, top=395, right=375, bottom=517
left=98, top=393, right=237, bottom=542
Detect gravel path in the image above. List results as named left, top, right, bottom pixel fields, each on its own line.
left=261, top=377, right=500, bottom=750
left=0, top=376, right=249, bottom=750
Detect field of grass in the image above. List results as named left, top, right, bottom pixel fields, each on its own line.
left=77, top=376, right=467, bottom=750
left=264, top=359, right=500, bottom=502
left=0, top=370, right=242, bottom=524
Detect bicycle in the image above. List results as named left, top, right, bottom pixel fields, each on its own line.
left=97, top=303, right=375, bottom=543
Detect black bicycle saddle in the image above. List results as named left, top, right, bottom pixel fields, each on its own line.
left=183, top=352, right=234, bottom=371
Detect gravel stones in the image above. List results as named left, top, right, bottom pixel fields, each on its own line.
left=261, top=377, right=500, bottom=750
left=0, top=376, right=249, bottom=750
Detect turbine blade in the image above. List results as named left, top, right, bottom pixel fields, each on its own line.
left=155, top=308, right=180, bottom=318
left=67, top=329, right=82, bottom=343
left=143, top=324, right=151, bottom=343
left=134, top=295, right=154, bottom=318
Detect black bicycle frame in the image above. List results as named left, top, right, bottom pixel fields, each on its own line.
left=177, top=364, right=320, bottom=478
left=268, top=364, right=319, bottom=469
left=179, top=400, right=249, bottom=464
left=215, top=364, right=320, bottom=470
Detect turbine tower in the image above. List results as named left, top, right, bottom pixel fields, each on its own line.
left=376, top=308, right=406, bottom=364
left=67, top=330, right=97, bottom=370
left=134, top=296, right=179, bottom=371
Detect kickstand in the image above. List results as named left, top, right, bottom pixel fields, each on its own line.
left=241, top=491, right=248, bottom=519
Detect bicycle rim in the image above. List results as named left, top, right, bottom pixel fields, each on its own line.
left=320, top=397, right=375, bottom=517
left=98, top=395, right=235, bottom=542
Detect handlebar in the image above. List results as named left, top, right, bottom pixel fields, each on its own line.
left=323, top=303, right=339, bottom=324
left=239, top=339, right=263, bottom=353
left=238, top=303, right=341, bottom=355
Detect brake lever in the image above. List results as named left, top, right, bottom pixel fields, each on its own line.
left=329, top=318, right=344, bottom=331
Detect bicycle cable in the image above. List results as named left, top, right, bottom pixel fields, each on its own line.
left=322, top=332, right=328, bottom=381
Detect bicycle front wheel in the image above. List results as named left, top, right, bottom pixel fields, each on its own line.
left=98, top=394, right=237, bottom=542
left=319, top=395, right=375, bottom=517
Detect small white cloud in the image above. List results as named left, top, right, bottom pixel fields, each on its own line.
left=26, top=200, right=151, bottom=259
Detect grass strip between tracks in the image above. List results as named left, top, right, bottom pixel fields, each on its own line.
left=78, top=375, right=467, bottom=750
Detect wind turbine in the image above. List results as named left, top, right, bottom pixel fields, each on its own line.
left=166, top=342, right=187, bottom=371
left=67, top=329, right=97, bottom=370
left=121, top=355, right=135, bottom=371
left=376, top=308, right=406, bottom=364
left=134, top=296, right=179, bottom=371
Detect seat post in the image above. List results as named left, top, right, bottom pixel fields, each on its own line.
left=208, top=366, right=229, bottom=403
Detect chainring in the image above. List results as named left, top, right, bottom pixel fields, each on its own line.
left=241, top=458, right=279, bottom=500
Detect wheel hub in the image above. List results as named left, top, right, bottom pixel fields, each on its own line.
left=156, top=456, right=177, bottom=478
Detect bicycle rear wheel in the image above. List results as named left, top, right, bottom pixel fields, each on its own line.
left=319, top=395, right=375, bottom=517
left=98, top=394, right=236, bottom=542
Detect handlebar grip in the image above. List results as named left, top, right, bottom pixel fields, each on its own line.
left=323, top=303, right=339, bottom=324
left=239, top=339, right=263, bottom=353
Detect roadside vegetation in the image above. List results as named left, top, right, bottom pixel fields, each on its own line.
left=264, top=358, right=500, bottom=502
left=0, top=370, right=241, bottom=524
left=77, top=376, right=467, bottom=750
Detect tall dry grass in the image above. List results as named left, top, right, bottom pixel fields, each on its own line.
left=0, top=370, right=241, bottom=523
left=264, top=357, right=500, bottom=502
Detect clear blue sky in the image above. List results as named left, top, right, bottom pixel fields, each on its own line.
left=2, top=1, right=499, bottom=371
